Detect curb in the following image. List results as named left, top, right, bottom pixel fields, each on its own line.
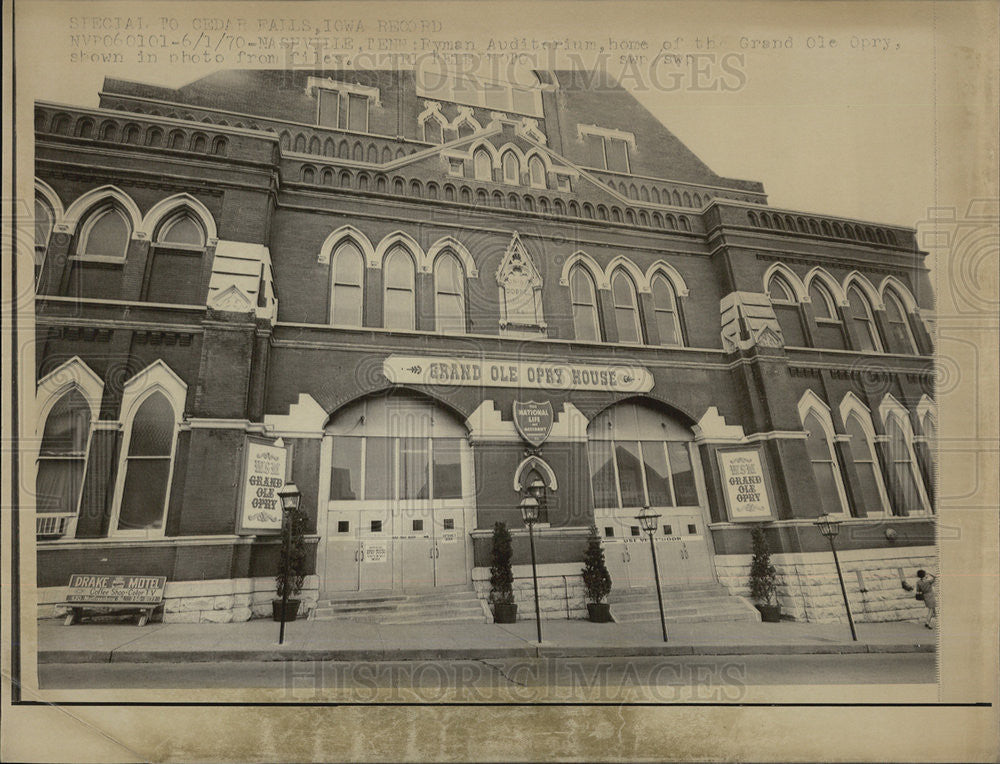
left=37, top=642, right=935, bottom=664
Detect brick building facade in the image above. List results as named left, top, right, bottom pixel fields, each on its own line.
left=32, top=68, right=937, bottom=624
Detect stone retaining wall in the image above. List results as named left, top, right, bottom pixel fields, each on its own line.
left=714, top=546, right=937, bottom=623
left=472, top=563, right=588, bottom=620
left=38, top=575, right=320, bottom=623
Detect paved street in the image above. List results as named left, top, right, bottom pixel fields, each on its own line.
left=39, top=653, right=935, bottom=701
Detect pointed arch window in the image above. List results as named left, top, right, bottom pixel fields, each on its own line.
left=847, top=285, right=884, bottom=352
left=528, top=156, right=546, bottom=188
left=809, top=280, right=838, bottom=321
left=651, top=273, right=682, bottom=346
left=611, top=270, right=642, bottom=344
left=115, top=392, right=177, bottom=534
left=883, top=289, right=917, bottom=354
left=35, top=197, right=54, bottom=282
left=384, top=247, right=416, bottom=330
left=36, top=389, right=91, bottom=524
left=156, top=213, right=205, bottom=248
left=768, top=272, right=808, bottom=346
left=434, top=252, right=466, bottom=333
left=423, top=118, right=443, bottom=144
left=886, top=415, right=927, bottom=514
left=767, top=273, right=796, bottom=304
left=844, top=412, right=889, bottom=515
left=473, top=150, right=492, bottom=181
left=802, top=409, right=848, bottom=515
left=330, top=241, right=365, bottom=326
left=77, top=205, right=131, bottom=259
left=502, top=152, right=520, bottom=184
left=570, top=266, right=601, bottom=342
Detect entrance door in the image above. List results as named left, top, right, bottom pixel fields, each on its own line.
left=399, top=506, right=435, bottom=589
left=323, top=508, right=360, bottom=593
left=433, top=509, right=467, bottom=587
left=623, top=521, right=654, bottom=588
left=598, top=516, right=630, bottom=590
left=359, top=506, right=392, bottom=590
left=678, top=513, right=713, bottom=586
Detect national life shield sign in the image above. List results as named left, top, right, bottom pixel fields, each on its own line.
left=513, top=400, right=554, bottom=447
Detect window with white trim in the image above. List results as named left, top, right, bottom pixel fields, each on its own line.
left=611, top=270, right=642, bottom=344
left=35, top=197, right=54, bottom=280
left=886, top=415, right=926, bottom=514
left=847, top=285, right=884, bottom=352
left=570, top=266, right=602, bottom=342
left=331, top=241, right=365, bottom=326
left=651, top=273, right=682, bottom=346
left=77, top=205, right=131, bottom=259
left=883, top=289, right=918, bottom=354
left=473, top=150, right=492, bottom=181
left=801, top=409, right=848, bottom=515
left=528, top=156, right=546, bottom=189
left=434, top=252, right=466, bottom=334
left=36, top=389, right=91, bottom=523
left=115, top=392, right=177, bottom=534
left=587, top=402, right=700, bottom=510
left=383, top=246, right=416, bottom=330
left=768, top=273, right=806, bottom=347
left=809, top=280, right=838, bottom=321
left=844, top=412, right=889, bottom=515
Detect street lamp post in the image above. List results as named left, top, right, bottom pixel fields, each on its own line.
left=519, top=495, right=543, bottom=644
left=636, top=505, right=668, bottom=642
left=276, top=482, right=301, bottom=646
left=815, top=514, right=858, bottom=642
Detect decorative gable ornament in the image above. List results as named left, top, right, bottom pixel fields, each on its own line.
left=209, top=284, right=253, bottom=313
left=495, top=232, right=545, bottom=337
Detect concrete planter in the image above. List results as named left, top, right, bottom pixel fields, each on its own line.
left=755, top=603, right=782, bottom=622
left=587, top=602, right=613, bottom=622
left=271, top=599, right=301, bottom=622
left=492, top=602, right=518, bottom=623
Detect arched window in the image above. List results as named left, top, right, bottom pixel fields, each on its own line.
left=767, top=273, right=796, bottom=304
left=808, top=280, right=838, bottom=321
left=921, top=412, right=937, bottom=476
left=115, top=392, right=176, bottom=533
left=383, top=247, right=416, bottom=330
left=847, top=285, right=883, bottom=352
left=327, top=393, right=469, bottom=505
left=156, top=213, right=205, bottom=248
left=434, top=252, right=466, bottom=334
left=330, top=241, right=365, bottom=326
left=886, top=415, right=927, bottom=515
left=502, top=152, right=520, bottom=184
left=844, top=412, right=889, bottom=515
left=611, top=271, right=642, bottom=344
left=883, top=289, right=917, bottom=354
left=768, top=273, right=806, bottom=346
left=802, top=409, right=848, bottom=515
left=36, top=389, right=91, bottom=519
left=528, top=156, right=546, bottom=188
left=473, top=150, right=492, bottom=181
left=423, top=118, right=443, bottom=144
left=587, top=401, right=701, bottom=511
left=570, top=266, right=601, bottom=342
left=77, top=206, right=131, bottom=259
left=651, top=273, right=682, bottom=346
left=35, top=197, right=54, bottom=274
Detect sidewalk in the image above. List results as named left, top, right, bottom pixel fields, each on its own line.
left=34, top=617, right=937, bottom=664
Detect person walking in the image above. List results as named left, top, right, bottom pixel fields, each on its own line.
left=914, top=569, right=937, bottom=629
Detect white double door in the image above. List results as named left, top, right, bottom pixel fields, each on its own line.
left=597, top=509, right=714, bottom=590
left=323, top=503, right=469, bottom=593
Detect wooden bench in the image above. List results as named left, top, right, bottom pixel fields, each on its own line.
left=61, top=574, right=166, bottom=627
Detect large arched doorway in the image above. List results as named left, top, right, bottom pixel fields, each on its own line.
left=587, top=400, right=715, bottom=590
left=318, top=391, right=475, bottom=594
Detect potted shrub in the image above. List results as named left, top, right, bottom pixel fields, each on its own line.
left=748, top=524, right=781, bottom=622
left=488, top=521, right=517, bottom=623
left=273, top=501, right=309, bottom=622
left=582, top=527, right=613, bottom=622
